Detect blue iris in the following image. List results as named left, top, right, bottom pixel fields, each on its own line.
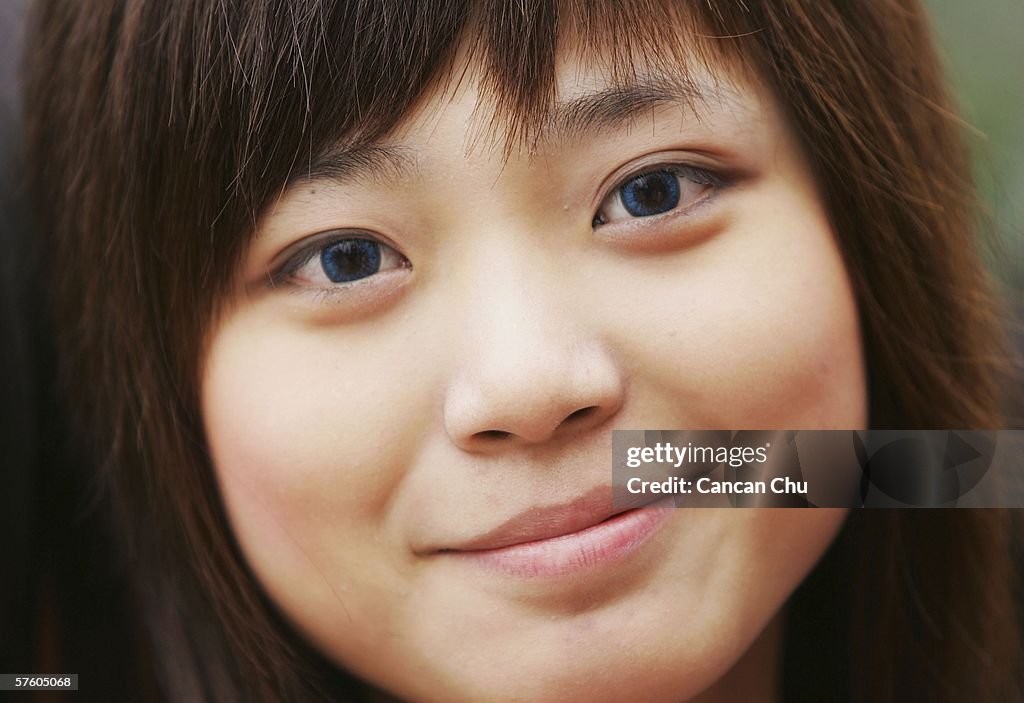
left=320, top=239, right=382, bottom=283
left=619, top=170, right=681, bottom=217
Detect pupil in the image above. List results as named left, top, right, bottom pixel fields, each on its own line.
left=620, top=171, right=681, bottom=217
left=320, top=239, right=382, bottom=283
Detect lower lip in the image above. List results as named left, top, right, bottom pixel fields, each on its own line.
left=449, top=498, right=675, bottom=578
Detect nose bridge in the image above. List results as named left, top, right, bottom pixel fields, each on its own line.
left=443, top=237, right=624, bottom=450
left=463, top=240, right=563, bottom=362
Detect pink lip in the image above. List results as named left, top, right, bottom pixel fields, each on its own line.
left=437, top=489, right=674, bottom=578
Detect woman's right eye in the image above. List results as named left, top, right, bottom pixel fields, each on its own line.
left=274, top=236, right=409, bottom=288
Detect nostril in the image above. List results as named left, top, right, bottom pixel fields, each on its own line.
left=465, top=407, right=606, bottom=444
left=565, top=406, right=597, bottom=424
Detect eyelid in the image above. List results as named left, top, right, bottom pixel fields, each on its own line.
left=593, top=159, right=726, bottom=228
left=266, top=229, right=404, bottom=287
left=593, top=151, right=725, bottom=203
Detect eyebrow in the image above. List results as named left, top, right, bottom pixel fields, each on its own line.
left=291, top=77, right=727, bottom=189
left=539, top=76, right=719, bottom=145
left=293, top=143, right=418, bottom=189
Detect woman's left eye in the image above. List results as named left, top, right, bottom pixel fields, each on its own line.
left=274, top=235, right=408, bottom=288
left=593, top=166, right=721, bottom=227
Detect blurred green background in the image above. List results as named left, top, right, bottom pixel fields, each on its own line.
left=927, top=0, right=1024, bottom=290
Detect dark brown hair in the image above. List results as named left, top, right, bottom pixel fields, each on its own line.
left=23, top=0, right=1022, bottom=701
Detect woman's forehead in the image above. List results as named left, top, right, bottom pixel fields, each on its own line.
left=275, top=3, right=759, bottom=172
left=282, top=59, right=760, bottom=200
left=479, top=52, right=753, bottom=150
left=204, top=0, right=768, bottom=231
left=299, top=46, right=758, bottom=185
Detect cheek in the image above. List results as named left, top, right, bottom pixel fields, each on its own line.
left=203, top=327, right=396, bottom=520
left=600, top=198, right=866, bottom=429
left=200, top=314, right=437, bottom=647
left=202, top=302, right=449, bottom=505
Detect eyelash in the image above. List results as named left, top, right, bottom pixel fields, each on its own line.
left=268, top=162, right=726, bottom=291
left=269, top=233, right=409, bottom=289
left=592, top=164, right=724, bottom=228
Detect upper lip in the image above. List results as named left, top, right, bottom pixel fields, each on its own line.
left=439, top=486, right=645, bottom=552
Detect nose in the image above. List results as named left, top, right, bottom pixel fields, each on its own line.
left=443, top=255, right=624, bottom=452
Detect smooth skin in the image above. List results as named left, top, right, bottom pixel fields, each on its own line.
left=203, top=47, right=866, bottom=703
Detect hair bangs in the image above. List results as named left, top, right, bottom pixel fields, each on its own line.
left=215, top=0, right=766, bottom=212
left=464, top=0, right=763, bottom=153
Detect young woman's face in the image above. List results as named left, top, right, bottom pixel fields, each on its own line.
left=202, top=47, right=867, bottom=702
